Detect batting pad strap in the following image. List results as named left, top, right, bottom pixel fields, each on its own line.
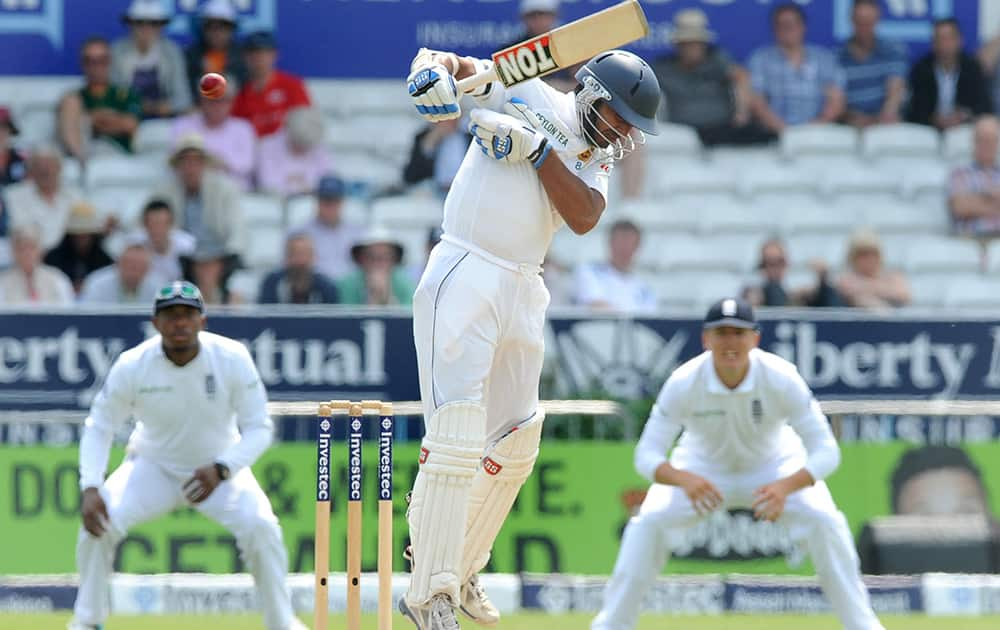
left=406, top=401, right=487, bottom=607
left=462, top=409, right=545, bottom=581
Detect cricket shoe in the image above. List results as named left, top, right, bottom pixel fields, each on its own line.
left=399, top=593, right=461, bottom=630
left=66, top=621, right=103, bottom=630
left=458, top=574, right=500, bottom=626
left=403, top=545, right=499, bottom=626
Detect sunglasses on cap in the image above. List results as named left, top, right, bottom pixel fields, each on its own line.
left=158, top=283, right=201, bottom=300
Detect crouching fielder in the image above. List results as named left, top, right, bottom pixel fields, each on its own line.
left=68, top=281, right=305, bottom=630
left=592, top=298, right=885, bottom=630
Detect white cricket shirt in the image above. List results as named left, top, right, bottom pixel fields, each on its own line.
left=634, top=348, right=840, bottom=484
left=79, top=331, right=273, bottom=489
left=443, top=63, right=613, bottom=266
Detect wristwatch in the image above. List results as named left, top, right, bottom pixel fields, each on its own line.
left=214, top=462, right=231, bottom=481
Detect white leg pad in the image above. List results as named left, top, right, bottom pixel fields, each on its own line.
left=461, top=408, right=545, bottom=581
left=406, top=400, right=487, bottom=607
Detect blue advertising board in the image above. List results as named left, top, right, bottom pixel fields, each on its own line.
left=1, top=308, right=998, bottom=412
left=0, top=0, right=982, bottom=78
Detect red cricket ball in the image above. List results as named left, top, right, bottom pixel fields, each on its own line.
left=199, top=73, right=227, bottom=100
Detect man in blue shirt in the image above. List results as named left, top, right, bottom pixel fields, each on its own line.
left=837, top=0, right=907, bottom=128
left=748, top=3, right=846, bottom=134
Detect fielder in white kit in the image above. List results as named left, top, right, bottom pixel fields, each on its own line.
left=592, top=298, right=885, bottom=630
left=400, top=46, right=661, bottom=628
left=68, top=281, right=305, bottom=630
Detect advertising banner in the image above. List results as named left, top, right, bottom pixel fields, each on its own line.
left=4, top=439, right=1000, bottom=576
left=2, top=309, right=1000, bottom=413
left=0, top=1, right=980, bottom=78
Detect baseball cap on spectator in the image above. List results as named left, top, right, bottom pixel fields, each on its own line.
left=703, top=297, right=757, bottom=330
left=65, top=201, right=105, bottom=235
left=154, top=280, right=205, bottom=314
left=520, top=0, right=559, bottom=15
left=122, top=0, right=171, bottom=24
left=670, top=9, right=716, bottom=44
left=243, top=30, right=277, bottom=51
left=0, top=107, right=19, bottom=135
left=200, top=0, right=238, bottom=24
left=316, top=175, right=346, bottom=199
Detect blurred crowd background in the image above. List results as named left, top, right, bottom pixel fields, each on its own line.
left=2, top=0, right=1000, bottom=314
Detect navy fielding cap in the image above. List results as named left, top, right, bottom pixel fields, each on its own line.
left=154, top=281, right=205, bottom=315
left=703, top=297, right=757, bottom=330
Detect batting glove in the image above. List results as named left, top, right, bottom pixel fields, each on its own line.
left=469, top=108, right=551, bottom=169
left=406, top=63, right=461, bottom=122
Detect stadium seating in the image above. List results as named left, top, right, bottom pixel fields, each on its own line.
left=781, top=123, right=858, bottom=160
left=861, top=123, right=940, bottom=160
left=86, top=153, right=165, bottom=189
left=242, top=193, right=284, bottom=226
left=245, top=224, right=285, bottom=270
left=642, top=122, right=702, bottom=158
left=133, top=119, right=175, bottom=154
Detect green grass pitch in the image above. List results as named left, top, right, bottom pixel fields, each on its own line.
left=4, top=613, right=1000, bottom=629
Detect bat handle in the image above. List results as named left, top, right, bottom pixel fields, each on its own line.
left=456, top=66, right=498, bottom=95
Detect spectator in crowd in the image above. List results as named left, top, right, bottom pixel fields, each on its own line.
left=403, top=117, right=470, bottom=194
left=0, top=107, right=26, bottom=248
left=503, top=0, right=576, bottom=90
left=0, top=224, right=74, bottom=305
left=184, top=0, right=246, bottom=104
left=337, top=226, right=415, bottom=306
left=231, top=31, right=311, bottom=137
left=653, top=9, right=768, bottom=146
left=741, top=237, right=841, bottom=307
left=0, top=107, right=25, bottom=186
left=293, top=174, right=363, bottom=280
left=258, top=233, right=339, bottom=304
left=78, top=238, right=159, bottom=304
left=748, top=3, right=846, bottom=133
left=837, top=0, right=907, bottom=128
left=835, top=228, right=910, bottom=309
left=256, top=106, right=331, bottom=196
left=573, top=219, right=656, bottom=313
left=4, top=145, right=83, bottom=251
left=172, top=74, right=256, bottom=189
left=130, top=198, right=195, bottom=283
left=947, top=115, right=1000, bottom=236
left=151, top=134, right=244, bottom=259
left=183, top=240, right=242, bottom=305
left=408, top=226, right=443, bottom=284
left=43, top=201, right=114, bottom=294
left=58, top=36, right=142, bottom=161
left=907, top=18, right=992, bottom=130
left=111, top=0, right=191, bottom=119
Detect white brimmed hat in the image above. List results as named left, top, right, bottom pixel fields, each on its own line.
left=670, top=9, right=716, bottom=44
left=122, top=0, right=171, bottom=24
left=520, top=0, right=559, bottom=15
left=200, top=0, right=238, bottom=24
left=350, top=226, right=404, bottom=265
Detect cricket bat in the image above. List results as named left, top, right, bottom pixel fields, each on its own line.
left=456, top=0, right=649, bottom=93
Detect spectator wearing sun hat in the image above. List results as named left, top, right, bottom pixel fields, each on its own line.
left=43, top=200, right=114, bottom=293
left=151, top=133, right=244, bottom=258
left=111, top=0, right=192, bottom=118
left=654, top=9, right=771, bottom=146
left=185, top=0, right=247, bottom=104
left=337, top=226, right=415, bottom=306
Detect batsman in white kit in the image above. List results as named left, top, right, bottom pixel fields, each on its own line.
left=68, top=281, right=306, bottom=630
left=399, top=41, right=661, bottom=628
left=592, top=298, right=885, bottom=630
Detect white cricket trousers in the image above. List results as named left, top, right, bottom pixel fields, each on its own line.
left=413, top=239, right=549, bottom=440
left=592, top=459, right=885, bottom=630
left=72, top=455, right=297, bottom=629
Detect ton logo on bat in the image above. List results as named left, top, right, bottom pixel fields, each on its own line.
left=493, top=35, right=558, bottom=86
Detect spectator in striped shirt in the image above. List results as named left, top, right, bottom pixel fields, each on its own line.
left=748, top=3, right=846, bottom=134
left=948, top=115, right=1000, bottom=237
left=837, top=0, right=907, bottom=128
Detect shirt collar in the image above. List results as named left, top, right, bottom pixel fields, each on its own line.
left=704, top=350, right=757, bottom=394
